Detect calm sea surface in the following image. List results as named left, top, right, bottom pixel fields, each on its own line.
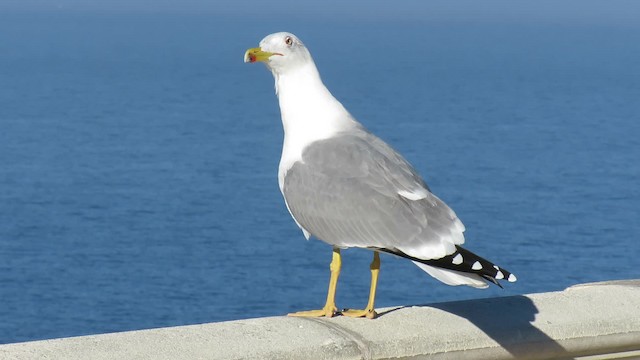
left=1, top=13, right=639, bottom=344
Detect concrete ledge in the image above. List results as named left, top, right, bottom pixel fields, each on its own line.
left=1, top=280, right=639, bottom=360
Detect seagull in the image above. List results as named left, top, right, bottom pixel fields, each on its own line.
left=244, top=32, right=516, bottom=319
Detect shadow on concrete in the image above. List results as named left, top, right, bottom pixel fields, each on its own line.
left=380, top=295, right=573, bottom=359
left=432, top=296, right=572, bottom=359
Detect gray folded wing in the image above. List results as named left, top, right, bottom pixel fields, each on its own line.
left=282, top=127, right=466, bottom=260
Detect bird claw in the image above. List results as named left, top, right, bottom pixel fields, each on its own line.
left=341, top=308, right=377, bottom=319
left=288, top=306, right=338, bottom=318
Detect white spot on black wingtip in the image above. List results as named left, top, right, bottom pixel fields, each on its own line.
left=508, top=274, right=517, bottom=282
left=493, top=265, right=500, bottom=270
left=452, top=253, right=463, bottom=265
left=495, top=271, right=504, bottom=280
left=472, top=261, right=482, bottom=270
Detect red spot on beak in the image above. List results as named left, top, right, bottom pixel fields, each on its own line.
left=249, top=53, right=257, bottom=63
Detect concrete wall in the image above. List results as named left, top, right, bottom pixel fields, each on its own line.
left=1, top=280, right=639, bottom=360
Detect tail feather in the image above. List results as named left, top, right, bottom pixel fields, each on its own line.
left=377, top=245, right=516, bottom=288
left=412, top=261, right=490, bottom=288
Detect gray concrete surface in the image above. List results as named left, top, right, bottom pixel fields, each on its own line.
left=1, top=280, right=639, bottom=360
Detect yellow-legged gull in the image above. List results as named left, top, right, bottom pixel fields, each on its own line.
left=244, top=32, right=516, bottom=319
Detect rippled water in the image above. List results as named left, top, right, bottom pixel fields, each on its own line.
left=1, top=13, right=639, bottom=344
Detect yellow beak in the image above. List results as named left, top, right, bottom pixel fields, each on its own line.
left=244, top=47, right=281, bottom=63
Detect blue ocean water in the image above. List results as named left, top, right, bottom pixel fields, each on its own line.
left=1, top=13, right=639, bottom=344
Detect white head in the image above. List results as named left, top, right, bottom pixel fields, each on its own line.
left=244, top=32, right=315, bottom=75
left=244, top=32, right=357, bottom=178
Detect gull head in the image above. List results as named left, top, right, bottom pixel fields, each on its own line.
left=244, top=32, right=313, bottom=75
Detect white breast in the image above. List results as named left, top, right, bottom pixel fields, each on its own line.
left=274, top=63, right=356, bottom=191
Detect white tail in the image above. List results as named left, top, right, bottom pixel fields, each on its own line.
left=412, top=261, right=489, bottom=288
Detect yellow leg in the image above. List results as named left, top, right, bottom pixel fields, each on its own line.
left=288, top=247, right=341, bottom=318
left=343, top=251, right=380, bottom=319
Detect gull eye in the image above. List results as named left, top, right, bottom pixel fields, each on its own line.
left=284, top=36, right=293, bottom=46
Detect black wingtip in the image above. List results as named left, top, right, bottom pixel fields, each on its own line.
left=377, top=246, right=516, bottom=287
